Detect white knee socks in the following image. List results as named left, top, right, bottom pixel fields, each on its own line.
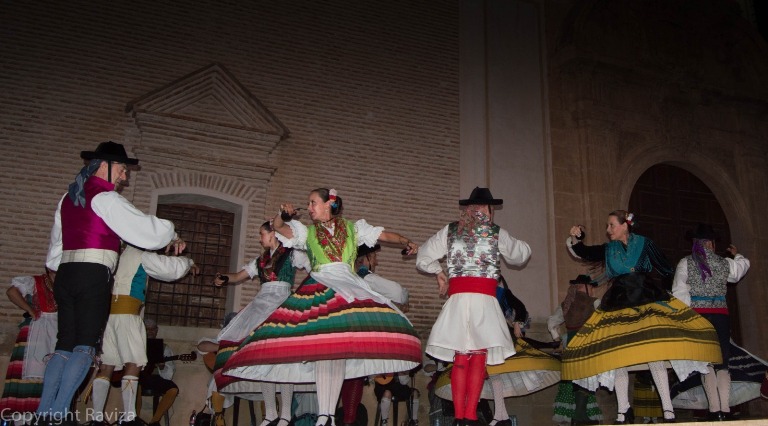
left=380, top=397, right=392, bottom=421
left=121, top=375, right=139, bottom=421
left=91, top=377, right=111, bottom=422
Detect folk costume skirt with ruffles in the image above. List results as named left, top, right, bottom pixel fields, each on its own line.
left=214, top=281, right=316, bottom=394
left=0, top=314, right=56, bottom=414
left=427, top=290, right=516, bottom=366
left=561, top=296, right=721, bottom=391
left=220, top=263, right=422, bottom=384
left=434, top=338, right=561, bottom=400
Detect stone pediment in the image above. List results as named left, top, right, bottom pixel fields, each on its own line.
left=126, top=63, right=288, bottom=138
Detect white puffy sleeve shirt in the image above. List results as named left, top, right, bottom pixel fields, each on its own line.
left=275, top=219, right=384, bottom=251
left=416, top=224, right=532, bottom=275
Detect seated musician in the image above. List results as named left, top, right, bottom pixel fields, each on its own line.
left=140, top=318, right=180, bottom=426
left=374, top=369, right=420, bottom=426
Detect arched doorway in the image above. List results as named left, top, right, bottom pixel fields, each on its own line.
left=628, top=163, right=740, bottom=342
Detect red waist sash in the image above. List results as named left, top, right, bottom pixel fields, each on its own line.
left=448, top=276, right=497, bottom=297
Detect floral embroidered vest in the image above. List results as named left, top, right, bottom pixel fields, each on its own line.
left=306, top=218, right=357, bottom=272
left=446, top=221, right=501, bottom=279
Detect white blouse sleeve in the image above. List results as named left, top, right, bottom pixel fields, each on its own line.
left=241, top=258, right=259, bottom=279
left=354, top=219, right=384, bottom=248
left=140, top=251, right=194, bottom=282
left=275, top=220, right=308, bottom=249
left=547, top=306, right=564, bottom=341
left=292, top=249, right=312, bottom=273
left=11, top=276, right=36, bottom=298
left=726, top=254, right=750, bottom=283
left=91, top=192, right=177, bottom=250
left=45, top=194, right=66, bottom=271
left=498, top=228, right=532, bottom=266
left=416, top=225, right=449, bottom=275
left=671, top=258, right=691, bottom=306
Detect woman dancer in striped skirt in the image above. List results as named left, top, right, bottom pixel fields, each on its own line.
left=219, top=188, right=423, bottom=426
left=0, top=268, right=57, bottom=422
left=563, top=210, right=721, bottom=423
left=213, top=221, right=314, bottom=426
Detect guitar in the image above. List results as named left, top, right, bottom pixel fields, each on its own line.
left=374, top=364, right=423, bottom=386
left=374, top=373, right=395, bottom=385
left=110, top=352, right=197, bottom=385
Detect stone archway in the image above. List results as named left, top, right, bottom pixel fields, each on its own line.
left=628, top=163, right=741, bottom=342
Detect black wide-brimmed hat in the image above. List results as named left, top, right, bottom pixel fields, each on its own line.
left=459, top=187, right=503, bottom=206
left=357, top=243, right=381, bottom=258
left=81, top=141, right=139, bottom=165
left=569, top=274, right=598, bottom=286
left=685, top=223, right=719, bottom=241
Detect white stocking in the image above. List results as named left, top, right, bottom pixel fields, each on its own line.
left=277, top=383, right=295, bottom=426
left=315, top=359, right=345, bottom=426
left=702, top=365, right=720, bottom=412
left=648, top=362, right=674, bottom=419
left=380, top=397, right=391, bottom=421
left=490, top=375, right=508, bottom=422
left=614, top=368, right=630, bottom=419
left=410, top=394, right=419, bottom=421
left=261, top=382, right=278, bottom=426
left=716, top=369, right=731, bottom=413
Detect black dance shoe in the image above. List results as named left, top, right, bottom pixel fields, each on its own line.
left=614, top=407, right=634, bottom=425
left=662, top=410, right=676, bottom=423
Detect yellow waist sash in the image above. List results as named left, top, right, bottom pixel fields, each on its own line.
left=110, top=295, right=143, bottom=315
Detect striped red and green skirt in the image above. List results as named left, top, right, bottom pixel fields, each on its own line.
left=0, top=319, right=43, bottom=415
left=219, top=278, right=422, bottom=385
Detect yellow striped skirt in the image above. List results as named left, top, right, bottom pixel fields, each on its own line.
left=561, top=297, right=721, bottom=380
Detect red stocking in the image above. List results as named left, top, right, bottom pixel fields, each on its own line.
left=464, top=350, right=488, bottom=421
left=340, top=378, right=365, bottom=424
left=452, top=353, right=470, bottom=420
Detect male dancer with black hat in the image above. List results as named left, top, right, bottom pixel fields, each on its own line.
left=40, top=141, right=184, bottom=424
left=672, top=223, right=750, bottom=421
left=417, top=187, right=531, bottom=426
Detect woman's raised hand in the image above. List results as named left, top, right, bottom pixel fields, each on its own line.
left=279, top=203, right=297, bottom=216
left=569, top=225, right=584, bottom=240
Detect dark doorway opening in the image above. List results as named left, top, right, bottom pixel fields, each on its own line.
left=628, top=163, right=739, bottom=343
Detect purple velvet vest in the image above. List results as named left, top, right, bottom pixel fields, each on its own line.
left=61, top=177, right=120, bottom=253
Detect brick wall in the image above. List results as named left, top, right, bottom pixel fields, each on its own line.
left=0, top=1, right=459, bottom=342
